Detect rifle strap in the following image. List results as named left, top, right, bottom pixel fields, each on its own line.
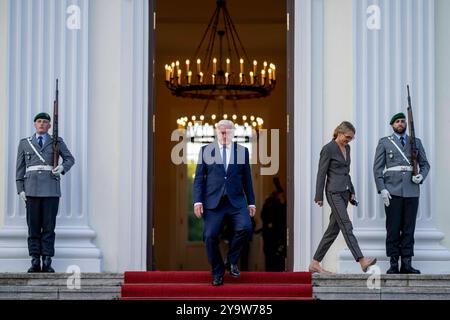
left=27, top=137, right=48, bottom=165
left=388, top=136, right=411, bottom=165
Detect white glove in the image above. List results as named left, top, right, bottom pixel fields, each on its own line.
left=412, top=174, right=423, bottom=184
left=380, top=189, right=392, bottom=207
left=52, top=165, right=64, bottom=176
left=19, top=191, right=27, bottom=202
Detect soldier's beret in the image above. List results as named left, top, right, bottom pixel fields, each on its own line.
left=34, top=112, right=51, bottom=122
left=390, top=112, right=406, bottom=125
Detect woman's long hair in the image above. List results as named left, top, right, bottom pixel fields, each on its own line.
left=333, top=121, right=356, bottom=140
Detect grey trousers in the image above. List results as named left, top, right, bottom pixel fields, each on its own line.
left=313, top=191, right=363, bottom=262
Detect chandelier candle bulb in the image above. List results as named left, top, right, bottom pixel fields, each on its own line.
left=186, top=59, right=190, bottom=73
left=226, top=58, right=231, bottom=74
left=263, top=61, right=268, bottom=74
left=239, top=73, right=243, bottom=84
left=240, top=58, right=244, bottom=74
left=187, top=71, right=192, bottom=84
left=177, top=69, right=182, bottom=85
left=212, top=74, right=216, bottom=84
left=261, top=70, right=265, bottom=85
left=213, top=58, right=217, bottom=75
left=197, top=59, right=201, bottom=74
left=199, top=72, right=204, bottom=83
left=253, top=60, right=257, bottom=75
left=165, top=65, right=170, bottom=81
left=268, top=69, right=272, bottom=83
left=175, top=60, right=180, bottom=75
left=225, top=72, right=229, bottom=84
left=249, top=71, right=254, bottom=85
left=270, top=63, right=276, bottom=81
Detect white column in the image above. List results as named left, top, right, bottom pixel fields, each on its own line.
left=293, top=0, right=324, bottom=271
left=0, top=0, right=102, bottom=272
left=339, top=0, right=450, bottom=273
left=117, top=0, right=149, bottom=272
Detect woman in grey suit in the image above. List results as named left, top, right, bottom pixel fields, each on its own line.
left=308, top=121, right=377, bottom=274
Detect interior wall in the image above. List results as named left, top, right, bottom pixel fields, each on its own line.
left=154, top=0, right=286, bottom=271
left=435, top=0, right=450, bottom=250
left=322, top=0, right=353, bottom=272
left=0, top=0, right=7, bottom=228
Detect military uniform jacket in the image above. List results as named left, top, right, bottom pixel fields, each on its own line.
left=315, top=140, right=355, bottom=202
left=16, top=133, right=75, bottom=197
left=373, top=134, right=430, bottom=198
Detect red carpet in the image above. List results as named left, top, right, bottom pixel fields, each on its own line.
left=121, top=271, right=312, bottom=300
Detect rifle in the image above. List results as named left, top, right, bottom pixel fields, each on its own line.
left=406, top=85, right=418, bottom=176
left=52, top=79, right=60, bottom=169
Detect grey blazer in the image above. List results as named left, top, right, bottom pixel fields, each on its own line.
left=373, top=134, right=430, bottom=198
left=315, top=140, right=355, bottom=202
left=16, top=133, right=75, bottom=197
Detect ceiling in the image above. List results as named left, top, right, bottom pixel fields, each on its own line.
left=155, top=0, right=287, bottom=56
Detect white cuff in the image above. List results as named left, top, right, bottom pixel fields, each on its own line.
left=194, top=202, right=203, bottom=206
left=248, top=205, right=256, bottom=208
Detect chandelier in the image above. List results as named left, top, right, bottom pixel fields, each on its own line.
left=164, top=0, right=276, bottom=101
left=177, top=113, right=264, bottom=143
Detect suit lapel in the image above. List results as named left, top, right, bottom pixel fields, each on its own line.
left=42, top=133, right=54, bottom=150
left=392, top=134, right=408, bottom=151
left=30, top=134, right=41, bottom=150
left=226, top=143, right=237, bottom=175
left=332, top=140, right=347, bottom=163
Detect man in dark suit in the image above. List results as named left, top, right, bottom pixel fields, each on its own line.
left=193, top=120, right=256, bottom=286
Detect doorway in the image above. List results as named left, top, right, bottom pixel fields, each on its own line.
left=149, top=0, right=289, bottom=271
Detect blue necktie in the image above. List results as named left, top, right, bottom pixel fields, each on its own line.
left=400, top=136, right=405, bottom=147
left=223, top=145, right=227, bottom=171
left=38, top=136, right=43, bottom=148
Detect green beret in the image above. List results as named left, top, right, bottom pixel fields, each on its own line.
left=34, top=112, right=51, bottom=122
left=390, top=112, right=406, bottom=125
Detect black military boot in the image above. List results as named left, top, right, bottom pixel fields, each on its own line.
left=41, top=256, right=55, bottom=273
left=400, top=257, right=421, bottom=274
left=27, top=255, right=41, bottom=273
left=386, top=256, right=399, bottom=274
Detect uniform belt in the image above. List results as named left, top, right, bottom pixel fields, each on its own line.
left=26, top=165, right=53, bottom=172
left=385, top=165, right=413, bottom=172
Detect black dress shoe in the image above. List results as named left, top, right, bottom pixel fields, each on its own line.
left=229, top=264, right=240, bottom=278
left=212, top=275, right=224, bottom=286
left=386, top=256, right=400, bottom=274
left=400, top=257, right=421, bottom=274
left=42, top=256, right=55, bottom=273
left=27, top=255, right=41, bottom=273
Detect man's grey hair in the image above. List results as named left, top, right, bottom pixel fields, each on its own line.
left=215, top=119, right=235, bottom=130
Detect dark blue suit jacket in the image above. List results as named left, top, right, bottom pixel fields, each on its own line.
left=193, top=142, right=255, bottom=210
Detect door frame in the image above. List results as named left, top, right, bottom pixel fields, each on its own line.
left=147, top=0, right=296, bottom=271
left=146, top=0, right=156, bottom=270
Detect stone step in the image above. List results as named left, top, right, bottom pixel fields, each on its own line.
left=0, top=273, right=123, bottom=286
left=0, top=286, right=121, bottom=300
left=0, top=273, right=123, bottom=300
left=313, top=274, right=450, bottom=300
left=313, top=274, right=450, bottom=287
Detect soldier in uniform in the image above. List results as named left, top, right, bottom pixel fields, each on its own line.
left=16, top=112, right=75, bottom=272
left=373, top=112, right=430, bottom=274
